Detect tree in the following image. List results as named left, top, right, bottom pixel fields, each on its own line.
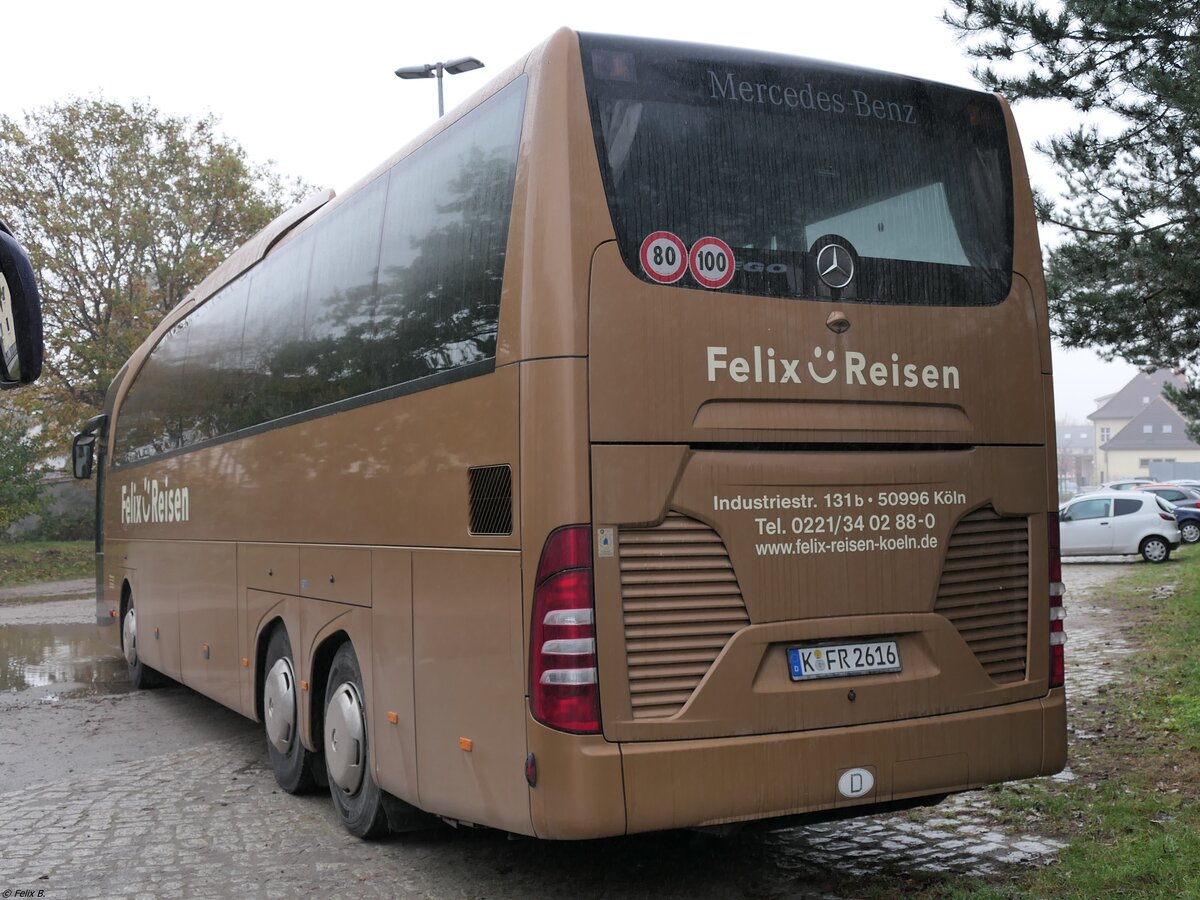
left=943, top=1, right=1200, bottom=436
left=0, top=402, right=44, bottom=533
left=0, top=97, right=311, bottom=457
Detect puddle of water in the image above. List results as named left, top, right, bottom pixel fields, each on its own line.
left=1, top=622, right=131, bottom=697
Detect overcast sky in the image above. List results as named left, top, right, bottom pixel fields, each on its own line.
left=5, top=0, right=1135, bottom=419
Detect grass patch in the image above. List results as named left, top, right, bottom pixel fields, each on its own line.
left=922, top=551, right=1200, bottom=898
left=0, top=540, right=94, bottom=588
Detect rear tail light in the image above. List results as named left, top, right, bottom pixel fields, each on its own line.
left=1160, top=513, right=1176, bottom=522
left=530, top=525, right=600, bottom=734
left=1048, top=512, right=1066, bottom=689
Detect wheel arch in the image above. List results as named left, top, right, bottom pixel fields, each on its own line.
left=254, top=615, right=288, bottom=723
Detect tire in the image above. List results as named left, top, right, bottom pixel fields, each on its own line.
left=263, top=628, right=318, bottom=794
left=1140, top=536, right=1171, bottom=564
left=1181, top=522, right=1200, bottom=544
left=121, top=591, right=162, bottom=689
left=323, top=642, right=389, bottom=839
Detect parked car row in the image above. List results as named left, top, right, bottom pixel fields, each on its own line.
left=1057, top=477, right=1200, bottom=563
left=1059, top=490, right=1181, bottom=563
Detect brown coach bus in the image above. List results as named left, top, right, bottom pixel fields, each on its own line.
left=73, top=28, right=1067, bottom=839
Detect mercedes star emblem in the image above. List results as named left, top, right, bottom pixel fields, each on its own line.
left=816, top=244, right=854, bottom=289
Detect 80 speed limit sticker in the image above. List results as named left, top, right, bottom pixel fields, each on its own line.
left=689, top=236, right=735, bottom=289
left=639, top=231, right=688, bottom=284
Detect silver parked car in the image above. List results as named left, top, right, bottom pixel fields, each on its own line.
left=1059, top=490, right=1182, bottom=563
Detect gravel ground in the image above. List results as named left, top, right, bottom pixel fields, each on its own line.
left=0, top=561, right=1131, bottom=898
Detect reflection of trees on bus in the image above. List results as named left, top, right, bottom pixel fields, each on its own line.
left=111, top=78, right=525, bottom=467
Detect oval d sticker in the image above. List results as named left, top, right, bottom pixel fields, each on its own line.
left=837, top=768, right=875, bottom=798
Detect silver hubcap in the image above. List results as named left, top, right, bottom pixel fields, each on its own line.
left=1145, top=540, right=1167, bottom=562
left=325, top=681, right=366, bottom=794
left=264, top=658, right=298, bottom=753
left=1184, top=524, right=1199, bottom=543
left=123, top=607, right=138, bottom=667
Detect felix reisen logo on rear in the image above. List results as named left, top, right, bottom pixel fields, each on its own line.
left=706, top=345, right=961, bottom=390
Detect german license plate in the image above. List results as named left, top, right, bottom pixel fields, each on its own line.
left=787, top=640, right=901, bottom=681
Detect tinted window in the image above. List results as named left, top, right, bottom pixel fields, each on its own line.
left=113, top=319, right=190, bottom=464
left=299, top=177, right=388, bottom=408
left=178, top=276, right=250, bottom=445
left=374, top=77, right=526, bottom=386
left=580, top=33, right=1014, bottom=306
left=112, top=76, right=526, bottom=469
left=239, top=231, right=315, bottom=426
left=1068, top=499, right=1110, bottom=520
left=1114, top=498, right=1142, bottom=516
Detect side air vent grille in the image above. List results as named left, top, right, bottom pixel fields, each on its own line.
left=618, top=512, right=750, bottom=719
left=935, top=506, right=1030, bottom=684
left=467, top=465, right=512, bottom=536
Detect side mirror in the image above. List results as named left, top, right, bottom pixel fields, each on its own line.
left=71, top=414, right=107, bottom=480
left=72, top=433, right=96, bottom=479
left=0, top=224, right=43, bottom=388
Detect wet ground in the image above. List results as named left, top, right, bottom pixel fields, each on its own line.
left=0, top=561, right=1145, bottom=896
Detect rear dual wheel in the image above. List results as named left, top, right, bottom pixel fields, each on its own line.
left=324, top=642, right=389, bottom=838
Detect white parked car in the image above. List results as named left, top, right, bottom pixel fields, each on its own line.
left=1059, top=490, right=1181, bottom=563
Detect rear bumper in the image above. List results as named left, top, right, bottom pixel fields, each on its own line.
left=621, top=689, right=1066, bottom=834
left=528, top=688, right=1066, bottom=838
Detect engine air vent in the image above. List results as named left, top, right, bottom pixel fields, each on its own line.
left=935, top=505, right=1030, bottom=684
left=618, top=512, right=749, bottom=719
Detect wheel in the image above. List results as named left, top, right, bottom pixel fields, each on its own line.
left=121, top=592, right=161, bottom=689
left=1141, top=536, right=1170, bottom=563
left=263, top=628, right=318, bottom=794
left=1181, top=522, right=1200, bottom=544
left=323, top=642, right=388, bottom=838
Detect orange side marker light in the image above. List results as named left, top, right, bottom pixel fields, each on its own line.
left=300, top=680, right=309, bottom=691
left=387, top=712, right=399, bottom=725
left=458, top=737, right=473, bottom=752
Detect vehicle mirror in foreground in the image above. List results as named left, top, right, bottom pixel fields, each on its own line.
left=0, top=224, right=43, bottom=388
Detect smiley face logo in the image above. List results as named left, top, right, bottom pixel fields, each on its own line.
left=808, top=347, right=838, bottom=384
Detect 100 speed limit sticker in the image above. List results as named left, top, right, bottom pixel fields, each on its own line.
left=640, top=232, right=736, bottom=289
left=689, top=236, right=735, bottom=289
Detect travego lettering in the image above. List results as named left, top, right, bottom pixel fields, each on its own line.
left=706, top=345, right=960, bottom=391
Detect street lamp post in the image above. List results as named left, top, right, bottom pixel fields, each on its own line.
left=394, top=56, right=485, bottom=117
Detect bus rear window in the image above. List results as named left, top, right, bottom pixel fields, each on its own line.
left=579, top=34, right=1014, bottom=306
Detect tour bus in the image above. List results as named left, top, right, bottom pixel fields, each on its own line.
left=73, top=29, right=1067, bottom=839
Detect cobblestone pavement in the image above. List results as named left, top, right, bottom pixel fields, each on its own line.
left=0, top=562, right=1133, bottom=897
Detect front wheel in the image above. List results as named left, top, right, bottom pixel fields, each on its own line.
left=122, top=592, right=161, bottom=689
left=1181, top=521, right=1200, bottom=544
left=323, top=642, right=389, bottom=839
left=1141, top=536, right=1171, bottom=564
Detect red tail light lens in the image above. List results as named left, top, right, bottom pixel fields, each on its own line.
left=1160, top=513, right=1176, bottom=522
left=530, top=526, right=600, bottom=734
left=1048, top=513, right=1066, bottom=690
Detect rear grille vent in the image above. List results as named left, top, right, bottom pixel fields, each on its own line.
left=467, top=465, right=512, bottom=535
left=935, top=506, right=1030, bottom=684
left=618, top=512, right=749, bottom=719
